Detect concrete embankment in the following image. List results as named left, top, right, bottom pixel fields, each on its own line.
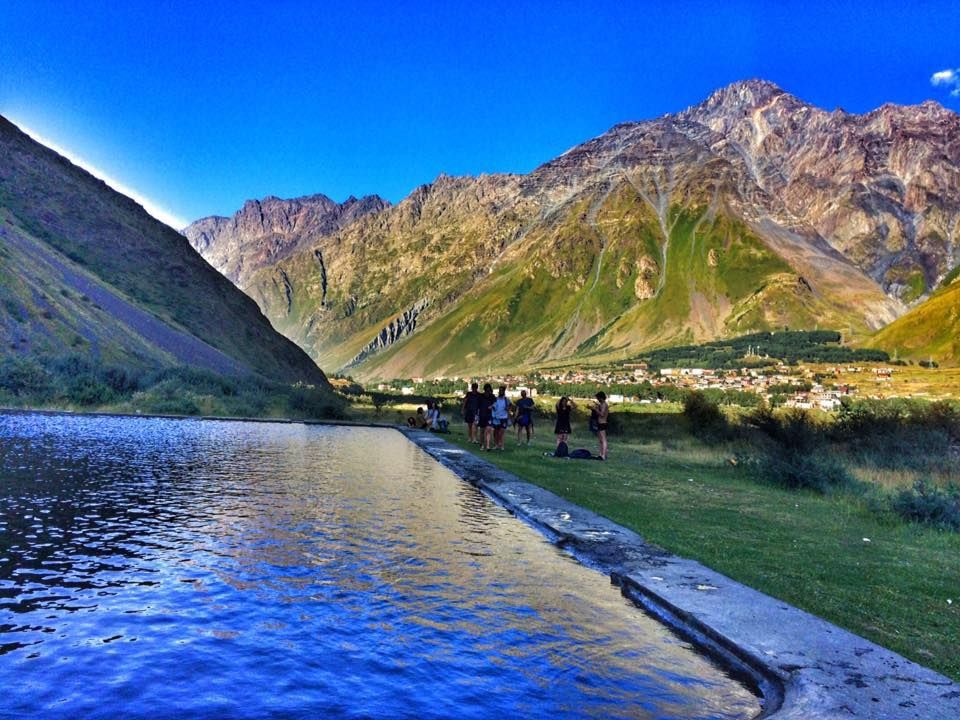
left=402, top=428, right=960, bottom=720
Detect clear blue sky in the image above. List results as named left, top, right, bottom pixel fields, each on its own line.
left=1, top=0, right=957, bottom=227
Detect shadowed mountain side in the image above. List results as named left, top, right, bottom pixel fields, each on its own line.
left=0, top=115, right=328, bottom=386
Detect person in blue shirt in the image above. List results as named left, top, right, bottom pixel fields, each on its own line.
left=514, top=389, right=535, bottom=445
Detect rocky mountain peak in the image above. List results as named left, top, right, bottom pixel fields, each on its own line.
left=184, top=192, right=389, bottom=285
left=690, top=79, right=795, bottom=118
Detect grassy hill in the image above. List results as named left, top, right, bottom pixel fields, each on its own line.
left=868, top=275, right=960, bottom=366
left=0, top=115, right=332, bottom=409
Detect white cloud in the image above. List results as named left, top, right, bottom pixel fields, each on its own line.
left=931, top=68, right=960, bottom=97
left=9, top=121, right=189, bottom=230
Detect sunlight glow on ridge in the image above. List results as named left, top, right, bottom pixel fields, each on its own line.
left=9, top=120, right=189, bottom=230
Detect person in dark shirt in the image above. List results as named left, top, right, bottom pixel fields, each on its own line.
left=462, top=382, right=481, bottom=443
left=554, top=396, right=575, bottom=450
left=477, top=383, right=496, bottom=450
left=592, top=391, right=609, bottom=461
left=514, top=389, right=535, bottom=445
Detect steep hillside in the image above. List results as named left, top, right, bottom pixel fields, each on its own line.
left=184, top=79, right=960, bottom=379
left=0, top=115, right=327, bottom=386
left=868, top=271, right=960, bottom=365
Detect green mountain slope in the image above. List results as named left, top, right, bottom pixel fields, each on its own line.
left=187, top=80, right=937, bottom=380
left=356, top=177, right=893, bottom=378
left=0, top=115, right=327, bottom=386
left=867, top=276, right=960, bottom=365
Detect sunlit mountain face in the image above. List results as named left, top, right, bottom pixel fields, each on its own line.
left=185, top=81, right=959, bottom=377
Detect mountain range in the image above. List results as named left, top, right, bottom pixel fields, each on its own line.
left=182, top=80, right=960, bottom=377
left=0, top=115, right=328, bottom=388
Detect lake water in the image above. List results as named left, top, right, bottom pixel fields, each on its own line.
left=0, top=414, right=759, bottom=719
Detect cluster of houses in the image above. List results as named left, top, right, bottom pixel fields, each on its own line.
left=378, top=364, right=902, bottom=412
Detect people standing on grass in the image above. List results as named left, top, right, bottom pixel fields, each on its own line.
left=514, top=389, right=535, bottom=444
left=492, top=386, right=511, bottom=450
left=554, top=396, right=575, bottom=449
left=592, top=391, right=609, bottom=460
left=478, top=383, right=496, bottom=450
left=462, top=382, right=481, bottom=443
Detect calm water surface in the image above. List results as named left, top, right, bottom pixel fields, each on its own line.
left=0, top=414, right=759, bottom=719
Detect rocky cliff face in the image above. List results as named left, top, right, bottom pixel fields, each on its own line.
left=185, top=193, right=389, bottom=285
left=679, top=80, right=960, bottom=301
left=184, top=80, right=960, bottom=377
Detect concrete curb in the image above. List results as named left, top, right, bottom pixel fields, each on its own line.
left=401, top=428, right=960, bottom=719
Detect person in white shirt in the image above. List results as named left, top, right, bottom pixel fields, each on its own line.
left=491, top=386, right=511, bottom=450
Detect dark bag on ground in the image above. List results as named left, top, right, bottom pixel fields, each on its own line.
left=554, top=441, right=569, bottom=458
left=569, top=448, right=593, bottom=459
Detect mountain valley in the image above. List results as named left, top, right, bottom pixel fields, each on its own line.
left=182, top=80, right=958, bottom=378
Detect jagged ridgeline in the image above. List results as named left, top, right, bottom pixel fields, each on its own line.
left=0, top=115, right=331, bottom=404
left=185, top=80, right=960, bottom=378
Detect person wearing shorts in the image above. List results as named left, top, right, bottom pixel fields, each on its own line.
left=462, top=382, right=481, bottom=443
left=478, top=383, right=495, bottom=450
left=514, top=390, right=535, bottom=444
left=593, top=391, right=609, bottom=460
left=554, top=396, right=574, bottom=450
left=491, top=386, right=511, bottom=450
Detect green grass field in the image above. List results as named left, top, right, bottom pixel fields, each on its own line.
left=432, top=410, right=960, bottom=681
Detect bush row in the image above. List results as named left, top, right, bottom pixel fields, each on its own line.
left=0, top=354, right=344, bottom=420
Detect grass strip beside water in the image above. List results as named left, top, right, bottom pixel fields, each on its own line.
left=444, top=417, right=960, bottom=681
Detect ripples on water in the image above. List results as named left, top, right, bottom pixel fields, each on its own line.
left=0, top=414, right=759, bottom=719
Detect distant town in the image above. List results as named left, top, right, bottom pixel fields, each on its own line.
left=369, top=362, right=915, bottom=412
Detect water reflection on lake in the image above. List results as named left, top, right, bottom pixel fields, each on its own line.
left=0, top=414, right=759, bottom=719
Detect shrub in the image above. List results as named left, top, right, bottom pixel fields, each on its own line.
left=102, top=365, right=143, bottom=394
left=64, top=374, right=115, bottom=406
left=288, top=386, right=345, bottom=419
left=745, top=407, right=853, bottom=492
left=0, top=357, right=50, bottom=397
left=890, top=481, right=960, bottom=531
left=683, top=391, right=729, bottom=442
left=755, top=448, right=853, bottom=493
left=832, top=399, right=955, bottom=468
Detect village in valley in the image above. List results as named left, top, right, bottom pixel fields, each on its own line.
left=372, top=362, right=918, bottom=412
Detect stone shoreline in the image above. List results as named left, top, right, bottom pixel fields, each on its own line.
left=402, top=428, right=960, bottom=720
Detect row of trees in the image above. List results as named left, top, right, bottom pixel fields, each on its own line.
left=629, top=330, right=889, bottom=370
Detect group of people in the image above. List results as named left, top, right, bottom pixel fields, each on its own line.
left=406, top=399, right=449, bottom=433
left=461, top=383, right=536, bottom=451
left=553, top=392, right=608, bottom=461
left=458, top=382, right=609, bottom=460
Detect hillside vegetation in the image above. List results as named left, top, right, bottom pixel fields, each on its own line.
left=187, top=79, right=951, bottom=379
left=0, top=115, right=329, bottom=394
left=868, top=274, right=960, bottom=365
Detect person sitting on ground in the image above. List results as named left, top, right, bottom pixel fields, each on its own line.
left=427, top=400, right=449, bottom=433
left=407, top=406, right=428, bottom=429
left=462, top=382, right=481, bottom=443
left=514, top=390, right=535, bottom=445
left=554, top=396, right=575, bottom=450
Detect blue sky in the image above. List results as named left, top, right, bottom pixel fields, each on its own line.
left=1, top=0, right=957, bottom=228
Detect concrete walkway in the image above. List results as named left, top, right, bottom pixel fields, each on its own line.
left=403, top=429, right=960, bottom=719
